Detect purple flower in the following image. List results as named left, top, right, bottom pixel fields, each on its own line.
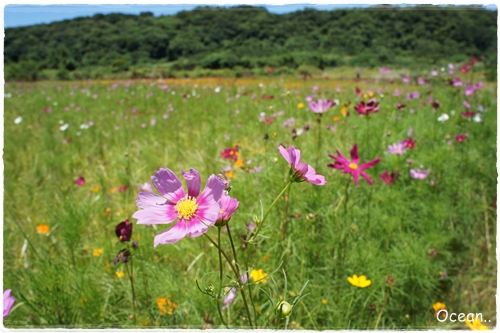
left=282, top=118, right=296, bottom=127
left=410, top=169, right=429, bottom=180
left=221, top=288, right=237, bottom=310
left=115, top=219, right=133, bottom=242
left=402, top=76, right=410, bottom=83
left=411, top=91, right=420, bottom=99
left=3, top=289, right=15, bottom=318
left=388, top=142, right=406, bottom=155
left=113, top=249, right=131, bottom=265
left=132, top=168, right=225, bottom=246
left=150, top=119, right=156, bottom=126
left=309, top=99, right=334, bottom=114
left=394, top=89, right=400, bottom=97
left=305, top=95, right=314, bottom=102
left=240, top=273, right=248, bottom=284
left=463, top=101, right=471, bottom=109
left=379, top=67, right=390, bottom=73
left=279, top=146, right=326, bottom=185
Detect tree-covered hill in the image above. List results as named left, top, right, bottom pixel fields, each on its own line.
left=4, top=5, right=497, bottom=80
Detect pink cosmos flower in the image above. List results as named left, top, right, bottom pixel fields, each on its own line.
left=139, top=182, right=153, bottom=192
left=403, top=138, right=417, bottom=149
left=463, top=101, right=471, bottom=109
left=215, top=193, right=239, bottom=226
left=132, top=168, right=225, bottom=246
left=394, top=89, right=400, bottom=97
left=402, top=76, right=410, bottom=83
left=327, top=144, right=382, bottom=185
left=279, top=145, right=326, bottom=185
left=3, top=289, right=15, bottom=318
left=455, top=134, right=467, bottom=142
left=410, top=169, right=429, bottom=180
left=75, top=176, right=85, bottom=186
left=388, top=142, right=406, bottom=155
left=309, top=99, right=334, bottom=114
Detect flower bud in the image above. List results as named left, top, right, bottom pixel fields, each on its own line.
left=275, top=300, right=293, bottom=318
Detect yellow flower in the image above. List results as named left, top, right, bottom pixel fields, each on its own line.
left=225, top=170, right=236, bottom=179
left=92, top=186, right=100, bottom=192
left=157, top=296, right=178, bottom=315
left=368, top=91, right=374, bottom=98
left=341, top=106, right=347, bottom=116
left=250, top=269, right=268, bottom=284
left=109, top=188, right=117, bottom=194
left=432, top=302, right=446, bottom=313
left=115, top=271, right=125, bottom=279
left=105, top=208, right=111, bottom=215
left=333, top=116, right=340, bottom=122
left=321, top=299, right=328, bottom=305
left=363, top=93, right=368, bottom=99
left=466, top=316, right=489, bottom=330
left=235, top=159, right=244, bottom=168
left=36, top=224, right=50, bottom=235
left=347, top=274, right=371, bottom=288
left=297, top=103, right=304, bottom=108
left=93, top=248, right=103, bottom=257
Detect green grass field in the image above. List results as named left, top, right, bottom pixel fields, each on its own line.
left=3, top=70, right=497, bottom=329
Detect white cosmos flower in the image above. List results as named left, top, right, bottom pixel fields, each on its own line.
left=473, top=114, right=483, bottom=122
left=437, top=114, right=449, bottom=122
left=60, top=123, right=69, bottom=131
left=80, top=124, right=89, bottom=129
left=14, top=116, right=22, bottom=124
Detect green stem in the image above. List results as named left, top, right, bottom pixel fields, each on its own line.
left=138, top=246, right=154, bottom=323
left=125, top=260, right=137, bottom=325
left=217, top=228, right=230, bottom=329
left=345, top=293, right=356, bottom=327
left=203, top=233, right=237, bottom=275
left=366, top=115, right=370, bottom=153
left=249, top=181, right=293, bottom=243
left=227, top=224, right=255, bottom=328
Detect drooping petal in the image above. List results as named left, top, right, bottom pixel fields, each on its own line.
left=154, top=219, right=188, bottom=246
left=151, top=168, right=185, bottom=203
left=182, top=168, right=201, bottom=197
left=358, top=158, right=382, bottom=171
left=288, top=146, right=301, bottom=168
left=186, top=217, right=209, bottom=238
left=278, top=145, right=292, bottom=165
left=304, top=165, right=327, bottom=185
left=350, top=144, right=360, bottom=164
left=199, top=175, right=225, bottom=203
left=360, top=171, right=374, bottom=185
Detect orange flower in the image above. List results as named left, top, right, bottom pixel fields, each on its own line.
left=432, top=302, right=446, bottom=313
left=235, top=159, right=244, bottom=168
left=109, top=188, right=117, bottom=194
left=92, top=186, right=100, bottom=192
left=36, top=224, right=50, bottom=234
left=157, top=296, right=178, bottom=315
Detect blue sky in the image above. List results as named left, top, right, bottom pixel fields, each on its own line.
left=5, top=4, right=496, bottom=28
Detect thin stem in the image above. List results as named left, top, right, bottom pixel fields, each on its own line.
left=217, top=228, right=230, bottom=329
left=250, top=181, right=293, bottom=243
left=345, top=293, right=356, bottom=327
left=138, top=246, right=154, bottom=323
left=366, top=116, right=370, bottom=153
left=203, top=233, right=237, bottom=275
left=374, top=288, right=390, bottom=329
left=125, top=260, right=137, bottom=325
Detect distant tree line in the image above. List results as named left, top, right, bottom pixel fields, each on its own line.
left=4, top=5, right=497, bottom=80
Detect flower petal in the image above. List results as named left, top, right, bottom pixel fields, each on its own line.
left=182, top=168, right=201, bottom=197
left=279, top=145, right=292, bottom=165
left=186, top=217, right=209, bottom=238
left=151, top=168, right=185, bottom=203
left=195, top=195, right=220, bottom=226
left=154, top=219, right=187, bottom=246
left=133, top=205, right=177, bottom=225
left=360, top=171, right=374, bottom=185
left=350, top=144, right=360, bottom=164
left=199, top=174, right=225, bottom=203
left=358, top=158, right=382, bottom=171
left=352, top=171, right=360, bottom=185
left=136, top=192, right=167, bottom=209
left=288, top=146, right=301, bottom=168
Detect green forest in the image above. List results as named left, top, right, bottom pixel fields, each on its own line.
left=4, top=5, right=498, bottom=80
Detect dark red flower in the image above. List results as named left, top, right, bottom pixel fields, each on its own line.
left=396, top=102, right=406, bottom=110
left=221, top=146, right=240, bottom=162
left=267, top=67, right=275, bottom=74
left=403, top=138, right=417, bottom=149
left=462, top=111, right=475, bottom=118
left=380, top=170, right=399, bottom=184
left=455, top=134, right=467, bottom=142
left=119, top=185, right=128, bottom=192
left=355, top=100, right=379, bottom=116
left=431, top=101, right=440, bottom=109
left=355, top=87, right=362, bottom=96
left=75, top=176, right=85, bottom=186
left=115, top=219, right=133, bottom=242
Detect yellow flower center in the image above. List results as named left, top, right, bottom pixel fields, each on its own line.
left=349, top=163, right=358, bottom=170
left=175, top=197, right=198, bottom=220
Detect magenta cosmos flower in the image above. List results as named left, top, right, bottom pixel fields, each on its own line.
left=327, top=144, right=382, bottom=185
left=132, top=168, right=225, bottom=246
left=3, top=289, right=15, bottom=318
left=279, top=145, right=326, bottom=185
left=309, top=99, right=334, bottom=114
left=354, top=100, right=379, bottom=116
left=410, top=169, right=429, bottom=180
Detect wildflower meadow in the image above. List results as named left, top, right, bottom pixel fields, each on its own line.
left=3, top=62, right=497, bottom=329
